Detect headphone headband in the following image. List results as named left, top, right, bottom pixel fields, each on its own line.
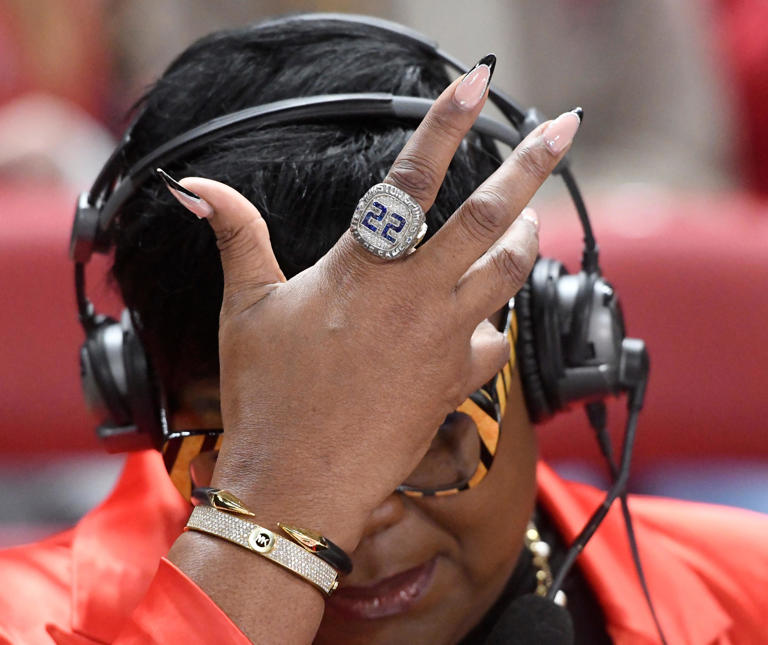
left=70, top=94, right=525, bottom=263
left=257, top=12, right=528, bottom=122
left=70, top=13, right=544, bottom=264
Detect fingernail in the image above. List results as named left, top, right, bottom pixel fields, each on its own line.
left=453, top=53, right=496, bottom=110
left=520, top=207, right=539, bottom=231
left=156, top=168, right=213, bottom=219
left=542, top=110, right=581, bottom=155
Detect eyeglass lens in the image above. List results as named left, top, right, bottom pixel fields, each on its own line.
left=401, top=410, right=482, bottom=491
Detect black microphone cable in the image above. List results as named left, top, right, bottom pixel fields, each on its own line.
left=560, top=166, right=599, bottom=275
left=546, top=399, right=638, bottom=599
left=586, top=401, right=669, bottom=645
left=546, top=369, right=669, bottom=645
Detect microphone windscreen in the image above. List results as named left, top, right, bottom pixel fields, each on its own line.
left=485, top=594, right=575, bottom=645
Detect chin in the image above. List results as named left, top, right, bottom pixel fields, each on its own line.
left=315, top=612, right=462, bottom=645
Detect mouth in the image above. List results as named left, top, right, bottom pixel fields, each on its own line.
left=326, top=557, right=438, bottom=620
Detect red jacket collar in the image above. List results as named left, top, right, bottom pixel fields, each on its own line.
left=537, top=462, right=731, bottom=644
left=69, top=451, right=190, bottom=643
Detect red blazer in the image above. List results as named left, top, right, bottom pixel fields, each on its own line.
left=0, top=451, right=766, bottom=644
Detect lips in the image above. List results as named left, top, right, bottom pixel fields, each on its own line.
left=327, top=557, right=437, bottom=620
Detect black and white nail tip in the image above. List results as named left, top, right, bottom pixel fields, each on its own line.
left=156, top=167, right=203, bottom=201
left=569, top=106, right=584, bottom=123
left=473, top=53, right=497, bottom=79
left=156, top=167, right=213, bottom=219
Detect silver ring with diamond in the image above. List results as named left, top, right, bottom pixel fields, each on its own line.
left=349, top=183, right=428, bottom=260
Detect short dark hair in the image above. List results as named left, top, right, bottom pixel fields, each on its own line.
left=110, top=17, right=502, bottom=408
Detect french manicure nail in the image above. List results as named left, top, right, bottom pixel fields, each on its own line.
left=542, top=110, right=581, bottom=155
left=453, top=54, right=496, bottom=110
left=520, top=207, right=539, bottom=231
left=156, top=168, right=213, bottom=219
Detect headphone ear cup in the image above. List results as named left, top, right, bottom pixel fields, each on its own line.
left=516, top=257, right=569, bottom=423
left=565, top=271, right=596, bottom=365
left=515, top=265, right=551, bottom=423
left=81, top=318, right=132, bottom=426
left=121, top=310, right=163, bottom=448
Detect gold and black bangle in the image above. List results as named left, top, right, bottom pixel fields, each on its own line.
left=185, top=506, right=339, bottom=595
left=191, top=487, right=353, bottom=575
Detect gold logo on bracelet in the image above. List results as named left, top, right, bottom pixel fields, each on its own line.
left=249, top=527, right=276, bottom=553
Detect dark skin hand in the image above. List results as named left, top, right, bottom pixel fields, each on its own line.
left=175, top=366, right=538, bottom=645
left=167, top=70, right=579, bottom=642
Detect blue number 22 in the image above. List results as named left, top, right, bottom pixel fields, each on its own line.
left=362, top=201, right=406, bottom=243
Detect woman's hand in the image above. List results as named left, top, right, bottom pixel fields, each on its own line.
left=173, top=75, right=580, bottom=547
left=167, top=67, right=580, bottom=642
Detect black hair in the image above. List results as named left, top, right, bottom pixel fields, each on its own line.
left=110, top=16, right=502, bottom=407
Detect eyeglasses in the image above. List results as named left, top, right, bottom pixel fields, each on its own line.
left=162, top=305, right=517, bottom=501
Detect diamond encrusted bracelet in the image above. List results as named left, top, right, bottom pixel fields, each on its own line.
left=185, top=505, right=339, bottom=595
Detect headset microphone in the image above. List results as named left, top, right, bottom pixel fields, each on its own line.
left=486, top=594, right=575, bottom=645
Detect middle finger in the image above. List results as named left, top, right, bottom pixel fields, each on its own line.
left=382, top=54, right=496, bottom=213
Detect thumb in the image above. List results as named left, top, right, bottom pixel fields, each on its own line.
left=159, top=170, right=285, bottom=308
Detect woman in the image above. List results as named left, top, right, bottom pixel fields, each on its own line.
left=113, top=15, right=586, bottom=643
left=2, top=14, right=767, bottom=645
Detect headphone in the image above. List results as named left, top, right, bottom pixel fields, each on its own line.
left=72, top=12, right=647, bottom=448
left=70, top=14, right=662, bottom=638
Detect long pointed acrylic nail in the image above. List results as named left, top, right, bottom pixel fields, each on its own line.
left=454, top=53, right=496, bottom=110
left=156, top=167, right=213, bottom=219
left=542, top=110, right=582, bottom=155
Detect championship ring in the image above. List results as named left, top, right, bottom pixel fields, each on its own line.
left=350, top=183, right=427, bottom=259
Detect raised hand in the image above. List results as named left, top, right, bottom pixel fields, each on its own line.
left=166, top=60, right=579, bottom=641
